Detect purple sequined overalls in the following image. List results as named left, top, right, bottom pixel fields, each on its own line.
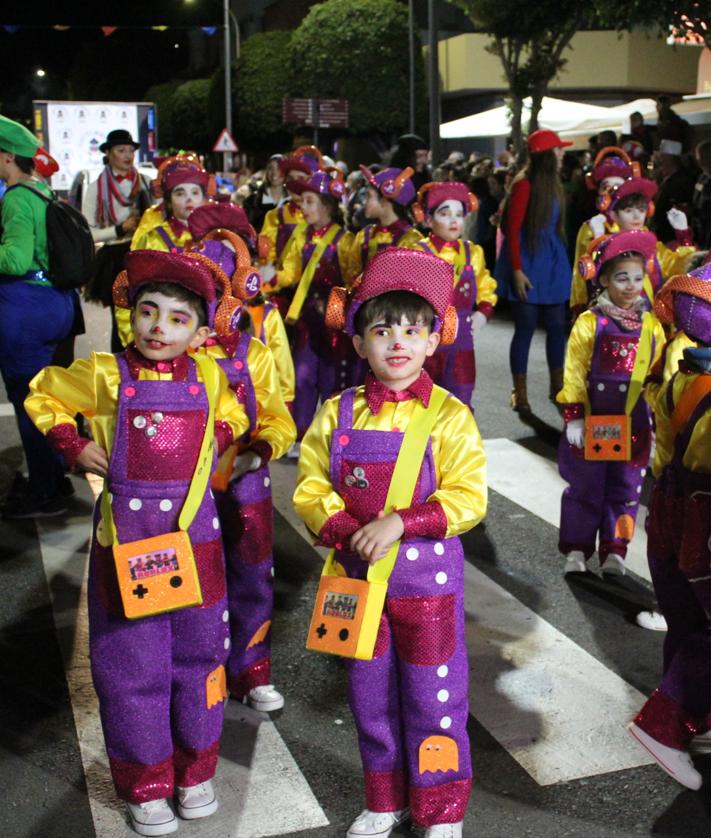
left=420, top=241, right=478, bottom=407
left=558, top=310, right=654, bottom=562
left=292, top=225, right=360, bottom=439
left=88, top=355, right=230, bottom=804
left=330, top=388, right=472, bottom=828
left=214, top=332, right=275, bottom=698
left=634, top=382, right=711, bottom=748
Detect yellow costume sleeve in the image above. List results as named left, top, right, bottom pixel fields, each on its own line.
left=245, top=337, right=296, bottom=458
left=557, top=311, right=596, bottom=405
left=263, top=306, right=295, bottom=404
left=337, top=229, right=354, bottom=283
left=398, top=227, right=427, bottom=249
left=652, top=376, right=675, bottom=477
left=345, top=228, right=366, bottom=282
left=673, top=372, right=711, bottom=476
left=131, top=223, right=192, bottom=254
left=274, top=226, right=306, bottom=290
left=260, top=206, right=279, bottom=265
left=131, top=204, right=165, bottom=250
left=294, top=389, right=487, bottom=540
left=656, top=241, right=695, bottom=283
left=471, top=243, right=498, bottom=308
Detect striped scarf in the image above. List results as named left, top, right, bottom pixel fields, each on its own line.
left=95, top=166, right=148, bottom=227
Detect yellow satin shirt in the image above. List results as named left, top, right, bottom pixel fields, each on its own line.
left=251, top=304, right=295, bottom=404
left=275, top=223, right=353, bottom=293
left=345, top=224, right=423, bottom=281
left=25, top=352, right=249, bottom=456
left=417, top=236, right=498, bottom=310
left=199, top=336, right=295, bottom=459
left=654, top=370, right=711, bottom=477
left=260, top=202, right=304, bottom=266
left=293, top=388, right=487, bottom=540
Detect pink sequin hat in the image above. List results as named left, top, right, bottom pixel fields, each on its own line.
left=279, top=145, right=324, bottom=178
left=577, top=230, right=657, bottom=287
left=302, top=169, right=346, bottom=201
left=187, top=202, right=257, bottom=252
left=586, top=145, right=640, bottom=190
left=655, top=263, right=711, bottom=344
left=152, top=153, right=212, bottom=198
left=359, top=165, right=416, bottom=206
left=605, top=177, right=657, bottom=214
left=327, top=247, right=457, bottom=343
left=412, top=181, right=478, bottom=223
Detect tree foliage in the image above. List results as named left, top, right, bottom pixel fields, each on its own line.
left=145, top=81, right=178, bottom=151
left=170, top=79, right=213, bottom=153
left=288, top=0, right=427, bottom=137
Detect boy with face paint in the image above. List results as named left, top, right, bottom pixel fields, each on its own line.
left=294, top=247, right=486, bottom=838
left=557, top=230, right=665, bottom=577
left=414, top=181, right=498, bottom=408
left=344, top=166, right=422, bottom=281
left=25, top=251, right=250, bottom=836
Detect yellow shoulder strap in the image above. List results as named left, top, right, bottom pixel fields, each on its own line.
left=625, top=312, right=654, bottom=416
left=286, top=224, right=341, bottom=324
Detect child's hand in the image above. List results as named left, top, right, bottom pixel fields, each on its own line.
left=471, top=310, right=487, bottom=336
left=76, top=441, right=109, bottom=477
left=350, top=511, right=405, bottom=565
left=566, top=419, right=585, bottom=449
left=667, top=208, right=688, bottom=231
left=232, top=451, right=261, bottom=479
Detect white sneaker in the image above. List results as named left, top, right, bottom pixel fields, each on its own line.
left=563, top=551, right=586, bottom=575
left=346, top=808, right=410, bottom=837
left=690, top=729, right=711, bottom=755
left=176, top=779, right=218, bottom=819
left=601, top=553, right=626, bottom=576
left=245, top=684, right=285, bottom=712
left=425, top=823, right=463, bottom=838
left=286, top=442, right=301, bottom=459
left=627, top=722, right=702, bottom=790
left=126, top=799, right=177, bottom=836
left=635, top=610, right=668, bottom=632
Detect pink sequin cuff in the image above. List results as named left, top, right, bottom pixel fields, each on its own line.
left=214, top=420, right=234, bottom=456
left=248, top=440, right=273, bottom=467
left=397, top=502, right=447, bottom=540
left=109, top=753, right=173, bottom=804
left=674, top=228, right=693, bottom=247
left=364, top=769, right=407, bottom=812
left=477, top=301, right=494, bottom=320
left=229, top=657, right=272, bottom=700
left=319, top=510, right=362, bottom=549
left=173, top=740, right=220, bottom=789
left=633, top=688, right=700, bottom=750
left=410, top=778, right=472, bottom=827
left=562, top=403, right=584, bottom=424
left=46, top=422, right=90, bottom=470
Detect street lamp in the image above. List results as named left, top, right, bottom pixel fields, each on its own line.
left=36, top=68, right=46, bottom=78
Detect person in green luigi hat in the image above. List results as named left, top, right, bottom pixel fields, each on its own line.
left=0, top=114, right=77, bottom=517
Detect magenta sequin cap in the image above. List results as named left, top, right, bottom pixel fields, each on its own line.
left=655, top=263, right=711, bottom=344
left=359, top=165, right=416, bottom=206
left=344, top=247, right=454, bottom=336
left=580, top=230, right=657, bottom=288
left=187, top=203, right=256, bottom=251
left=302, top=169, right=346, bottom=201
left=608, top=177, right=657, bottom=212
left=591, top=154, right=634, bottom=185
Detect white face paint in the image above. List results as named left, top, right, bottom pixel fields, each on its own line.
left=613, top=203, right=648, bottom=231
left=430, top=199, right=465, bottom=241
left=131, top=290, right=209, bottom=360
left=170, top=183, right=206, bottom=221
left=601, top=257, right=645, bottom=309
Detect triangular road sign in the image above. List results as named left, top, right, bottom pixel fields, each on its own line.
left=213, top=128, right=238, bottom=153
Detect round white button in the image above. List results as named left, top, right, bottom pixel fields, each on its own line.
left=212, top=517, right=220, bottom=529
left=133, top=415, right=147, bottom=429
left=437, top=689, right=450, bottom=703
left=597, top=383, right=605, bottom=391
left=151, top=412, right=164, bottom=424
left=145, top=426, right=157, bottom=439
left=224, top=637, right=230, bottom=650
left=434, top=543, right=445, bottom=556
left=435, top=571, right=448, bottom=585
left=159, top=499, right=173, bottom=512
left=264, top=477, right=271, bottom=487
left=222, top=610, right=229, bottom=622
left=636, top=485, right=642, bottom=494
left=440, top=716, right=452, bottom=730
left=619, top=383, right=627, bottom=392
left=406, top=547, right=419, bottom=561
left=437, top=665, right=449, bottom=678
left=641, top=468, right=646, bottom=477
left=129, top=498, right=142, bottom=511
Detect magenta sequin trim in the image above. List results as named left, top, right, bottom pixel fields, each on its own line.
left=173, top=739, right=220, bottom=789
left=398, top=503, right=447, bottom=540
left=364, top=769, right=407, bottom=812
left=364, top=371, right=433, bottom=415
left=229, top=657, right=271, bottom=699
left=194, top=538, right=227, bottom=607
left=409, top=778, right=471, bottom=828
left=634, top=688, right=700, bottom=750
left=562, top=403, right=584, bottom=424
left=109, top=753, right=174, bottom=804
left=47, top=422, right=91, bottom=470
left=249, top=440, right=273, bottom=467
left=319, top=511, right=362, bottom=548
left=127, top=408, right=203, bottom=481
left=214, top=420, right=234, bottom=456
left=389, top=594, right=456, bottom=665
left=597, top=334, right=639, bottom=375
left=372, top=613, right=392, bottom=660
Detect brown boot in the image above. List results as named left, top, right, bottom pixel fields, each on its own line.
left=511, top=373, right=531, bottom=414
left=549, top=367, right=564, bottom=405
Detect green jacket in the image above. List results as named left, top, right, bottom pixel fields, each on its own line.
left=0, top=179, right=51, bottom=276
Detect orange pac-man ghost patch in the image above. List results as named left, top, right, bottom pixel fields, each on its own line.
left=614, top=514, right=635, bottom=541
left=418, top=735, right=459, bottom=774
left=206, top=665, right=227, bottom=709
left=246, top=620, right=272, bottom=650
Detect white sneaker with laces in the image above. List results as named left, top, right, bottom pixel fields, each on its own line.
left=627, top=722, right=702, bottom=790
left=246, top=684, right=285, bottom=712
left=563, top=550, right=586, bottom=575
left=176, top=779, right=218, bottom=819
left=601, top=553, right=626, bottom=577
left=635, top=610, right=668, bottom=632
left=126, top=799, right=177, bottom=836
left=424, top=822, right=463, bottom=838
left=346, top=808, right=410, bottom=837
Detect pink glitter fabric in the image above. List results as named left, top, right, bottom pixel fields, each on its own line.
left=173, top=739, right=220, bottom=789
left=127, top=408, right=203, bottom=481
left=124, top=347, right=189, bottom=381
left=409, top=778, right=471, bottom=828
left=109, top=753, right=174, bottom=804
left=92, top=540, right=124, bottom=616
left=389, top=594, right=456, bottom=666
left=398, top=502, right=447, bottom=541
left=364, top=769, right=407, bottom=812
left=220, top=496, right=273, bottom=565
left=562, top=403, right=584, bottom=423
left=47, top=422, right=91, bottom=470
left=319, top=510, right=362, bottom=548
left=248, top=440, right=273, bottom=468
left=372, top=613, right=392, bottom=660
left=634, top=688, right=700, bottom=750
left=598, top=334, right=639, bottom=375
left=214, top=420, right=234, bottom=457
left=194, top=538, right=227, bottom=607
left=364, top=371, right=433, bottom=416
left=229, top=656, right=271, bottom=698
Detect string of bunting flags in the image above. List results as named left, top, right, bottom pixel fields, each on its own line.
left=1, top=24, right=220, bottom=36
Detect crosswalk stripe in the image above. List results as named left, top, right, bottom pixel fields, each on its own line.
left=483, top=438, right=652, bottom=582
left=36, top=476, right=329, bottom=838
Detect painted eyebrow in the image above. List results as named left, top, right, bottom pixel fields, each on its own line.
left=138, top=299, right=194, bottom=317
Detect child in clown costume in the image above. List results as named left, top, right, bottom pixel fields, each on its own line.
left=344, top=165, right=422, bottom=281
left=294, top=247, right=487, bottom=838
left=414, top=181, right=497, bottom=407
left=186, top=204, right=297, bottom=711
left=627, top=263, right=711, bottom=790
left=25, top=250, right=250, bottom=836
left=276, top=169, right=354, bottom=442
left=557, top=230, right=665, bottom=576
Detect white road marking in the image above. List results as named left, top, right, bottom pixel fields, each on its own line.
left=36, top=476, right=328, bottom=838
left=484, top=438, right=651, bottom=582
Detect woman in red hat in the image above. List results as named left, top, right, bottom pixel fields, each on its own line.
left=494, top=128, right=573, bottom=415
